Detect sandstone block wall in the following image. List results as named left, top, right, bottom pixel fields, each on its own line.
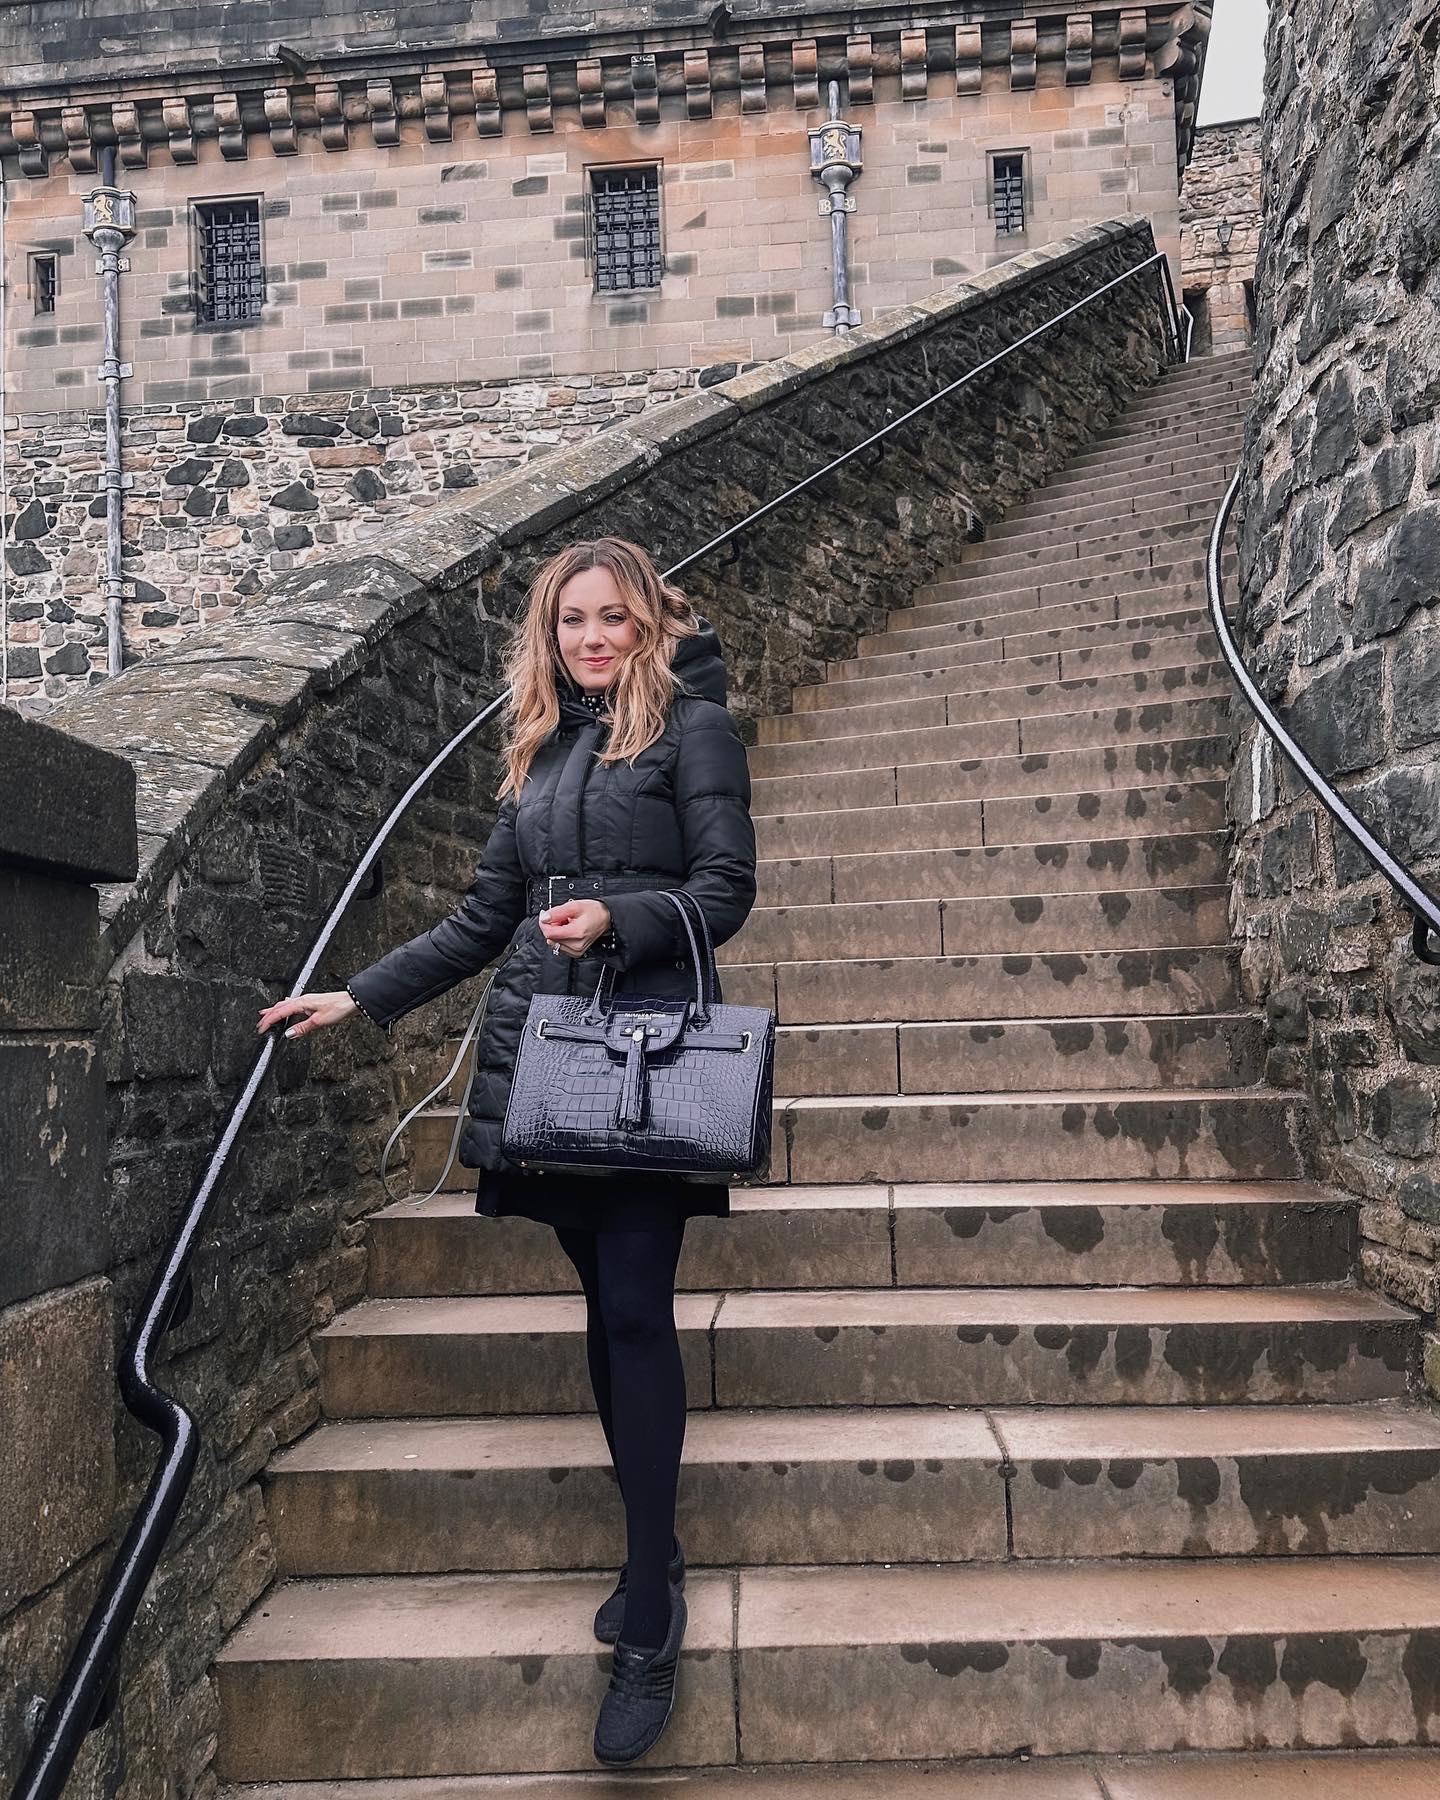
left=1179, top=117, right=1260, bottom=354
left=5, top=219, right=1171, bottom=1795
left=1231, top=2, right=1440, bottom=1387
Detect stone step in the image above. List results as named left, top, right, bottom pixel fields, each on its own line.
left=722, top=884, right=1232, bottom=964
left=748, top=693, right=1233, bottom=780
left=212, top=1558, right=1440, bottom=1778
left=930, top=515, right=1216, bottom=586
left=1087, top=399, right=1247, bottom=451
left=904, top=557, right=1235, bottom=628
left=773, top=1089, right=1300, bottom=1185
left=367, top=1178, right=1350, bottom=1299
left=1070, top=418, right=1245, bottom=473
left=927, top=528, right=1215, bottom=593
left=265, top=1396, right=1438, bottom=1580
left=724, top=944, right=1244, bottom=1026
left=847, top=600, right=1214, bottom=672
left=754, top=777, right=1226, bottom=859
left=1057, top=433, right=1244, bottom=491
left=754, top=662, right=1232, bottom=745
left=751, top=733, right=1228, bottom=813
left=1000, top=468, right=1232, bottom=531
left=986, top=494, right=1217, bottom=551
left=770, top=1011, right=1267, bottom=1099
left=872, top=586, right=1226, bottom=658
left=756, top=830, right=1228, bottom=908
left=795, top=630, right=1217, bottom=711
left=208, top=1746, right=1440, bottom=1800
left=412, top=1081, right=1298, bottom=1193
left=1037, top=441, right=1241, bottom=503
left=1111, top=377, right=1250, bottom=423
left=313, top=1281, right=1410, bottom=1418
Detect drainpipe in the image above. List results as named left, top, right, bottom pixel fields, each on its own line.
left=1, top=159, right=11, bottom=705
left=808, top=80, right=863, bottom=334
left=81, top=148, right=136, bottom=678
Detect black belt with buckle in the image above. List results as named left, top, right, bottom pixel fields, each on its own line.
left=525, top=872, right=660, bottom=915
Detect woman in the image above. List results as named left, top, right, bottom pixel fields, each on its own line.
left=256, top=535, right=758, bottom=1769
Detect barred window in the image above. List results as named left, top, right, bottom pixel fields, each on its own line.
left=590, top=165, right=662, bottom=293
left=194, top=198, right=265, bottom=324
left=992, top=153, right=1026, bottom=236
left=31, top=254, right=59, bottom=314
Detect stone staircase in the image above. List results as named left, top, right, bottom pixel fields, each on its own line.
left=214, top=348, right=1440, bottom=1795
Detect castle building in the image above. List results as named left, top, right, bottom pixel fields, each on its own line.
left=1, top=3, right=1216, bottom=707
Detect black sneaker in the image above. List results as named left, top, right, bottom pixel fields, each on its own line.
left=592, top=1536, right=685, bottom=1645
left=593, top=1586, right=687, bottom=1767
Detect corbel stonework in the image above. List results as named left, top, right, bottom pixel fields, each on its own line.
left=215, top=92, right=245, bottom=158
left=114, top=100, right=146, bottom=168
left=1066, top=13, right=1094, bottom=85
left=367, top=78, right=400, bottom=146
left=739, top=43, right=768, bottom=113
left=900, top=28, right=928, bottom=102
left=315, top=80, right=348, bottom=149
left=61, top=107, right=96, bottom=173
left=577, top=57, right=606, bottom=128
left=523, top=63, right=553, bottom=132
left=12, top=110, right=46, bottom=176
left=846, top=34, right=874, bottom=106
left=1010, top=18, right=1038, bottom=90
left=792, top=38, right=819, bottom=109
left=630, top=53, right=660, bottom=125
left=163, top=95, right=197, bottom=161
left=684, top=48, right=711, bottom=119
left=263, top=89, right=297, bottom=156
left=472, top=66, right=502, bottom=135
left=1119, top=9, right=1149, bottom=79
left=0, top=7, right=1211, bottom=177
left=422, top=73, right=451, bottom=141
left=956, top=23, right=983, bottom=97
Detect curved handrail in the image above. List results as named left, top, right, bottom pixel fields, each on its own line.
left=1207, top=468, right=1440, bottom=966
left=13, top=239, right=1183, bottom=1800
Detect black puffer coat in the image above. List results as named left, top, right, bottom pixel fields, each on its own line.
left=346, top=617, right=758, bottom=1230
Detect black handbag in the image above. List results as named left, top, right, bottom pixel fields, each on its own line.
left=501, top=888, right=776, bottom=1183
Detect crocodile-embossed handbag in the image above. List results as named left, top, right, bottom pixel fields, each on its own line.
left=501, top=888, right=775, bottom=1183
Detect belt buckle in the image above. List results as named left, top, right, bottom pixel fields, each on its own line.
left=546, top=873, right=570, bottom=911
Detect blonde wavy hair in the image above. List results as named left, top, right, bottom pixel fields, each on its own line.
left=496, top=536, right=703, bottom=804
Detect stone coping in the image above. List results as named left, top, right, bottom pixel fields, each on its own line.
left=46, top=216, right=1156, bottom=963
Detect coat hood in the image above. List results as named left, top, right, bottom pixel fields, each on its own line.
left=556, top=613, right=728, bottom=724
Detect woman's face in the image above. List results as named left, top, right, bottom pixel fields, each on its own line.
left=555, top=566, right=640, bottom=695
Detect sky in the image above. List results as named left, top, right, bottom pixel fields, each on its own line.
left=1196, top=1, right=1268, bottom=126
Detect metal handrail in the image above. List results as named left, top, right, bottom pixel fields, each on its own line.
left=1207, top=469, right=1440, bottom=966
left=13, top=237, right=1183, bottom=1800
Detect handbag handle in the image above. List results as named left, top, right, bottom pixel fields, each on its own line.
left=581, top=887, right=721, bottom=1026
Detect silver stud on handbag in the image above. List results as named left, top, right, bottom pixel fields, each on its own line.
left=501, top=889, right=776, bottom=1182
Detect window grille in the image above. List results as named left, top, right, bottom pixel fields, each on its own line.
left=590, top=166, right=662, bottom=292
left=194, top=199, right=265, bottom=323
left=32, top=254, right=58, bottom=314
left=993, top=154, right=1026, bottom=235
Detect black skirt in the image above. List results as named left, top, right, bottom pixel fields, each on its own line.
left=474, top=1166, right=731, bottom=1233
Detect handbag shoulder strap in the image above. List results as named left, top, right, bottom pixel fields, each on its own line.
left=661, top=888, right=719, bottom=1020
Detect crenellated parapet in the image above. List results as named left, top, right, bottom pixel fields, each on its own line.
left=0, top=5, right=1212, bottom=179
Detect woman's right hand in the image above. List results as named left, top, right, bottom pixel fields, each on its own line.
left=257, top=991, right=360, bottom=1039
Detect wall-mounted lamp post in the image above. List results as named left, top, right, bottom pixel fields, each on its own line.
left=1216, top=216, right=1235, bottom=255
left=82, top=173, right=136, bottom=678
left=809, top=79, right=863, bottom=333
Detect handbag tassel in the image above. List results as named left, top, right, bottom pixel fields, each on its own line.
left=616, top=1028, right=649, bottom=1131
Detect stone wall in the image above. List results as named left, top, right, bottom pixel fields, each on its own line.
left=1179, top=117, right=1260, bottom=354
left=5, top=217, right=1174, bottom=1797
left=2, top=368, right=712, bottom=710
left=1230, top=2, right=1440, bottom=1389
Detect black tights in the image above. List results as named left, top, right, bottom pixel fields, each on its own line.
left=553, top=1223, right=687, bottom=1650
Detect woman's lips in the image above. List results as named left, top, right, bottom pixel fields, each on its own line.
left=582, top=658, right=611, bottom=666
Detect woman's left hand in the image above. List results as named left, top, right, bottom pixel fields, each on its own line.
left=538, top=898, right=612, bottom=957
